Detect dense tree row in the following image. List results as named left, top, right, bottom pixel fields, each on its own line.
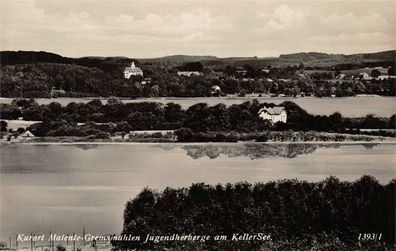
left=113, top=176, right=395, bottom=250
left=1, top=99, right=394, bottom=138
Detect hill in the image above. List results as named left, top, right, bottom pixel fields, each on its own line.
left=139, top=55, right=218, bottom=65
left=0, top=51, right=135, bottom=76
left=1, top=50, right=394, bottom=68
left=0, top=51, right=73, bottom=65
left=277, top=50, right=395, bottom=67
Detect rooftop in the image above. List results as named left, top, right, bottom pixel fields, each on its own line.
left=258, top=106, right=285, bottom=115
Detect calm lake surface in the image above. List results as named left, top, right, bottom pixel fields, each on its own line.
left=1, top=143, right=395, bottom=243
left=1, top=96, right=395, bottom=117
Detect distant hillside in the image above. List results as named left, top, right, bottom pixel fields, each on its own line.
left=0, top=51, right=137, bottom=76
left=277, top=50, right=395, bottom=67
left=1, top=50, right=394, bottom=69
left=279, top=52, right=346, bottom=62
left=0, top=51, right=73, bottom=65
left=139, top=55, right=218, bottom=64
left=357, top=50, right=396, bottom=61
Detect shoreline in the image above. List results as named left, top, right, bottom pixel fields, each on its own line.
left=0, top=95, right=391, bottom=103
left=3, top=139, right=396, bottom=146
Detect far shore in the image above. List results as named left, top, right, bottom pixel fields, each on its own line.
left=3, top=139, right=396, bottom=146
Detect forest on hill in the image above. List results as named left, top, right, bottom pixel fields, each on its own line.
left=1, top=50, right=395, bottom=98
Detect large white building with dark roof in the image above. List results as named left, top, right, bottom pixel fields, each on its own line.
left=258, top=106, right=287, bottom=123
left=124, top=62, right=143, bottom=79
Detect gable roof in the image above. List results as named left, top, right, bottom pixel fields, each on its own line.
left=21, top=130, right=35, bottom=137
left=258, top=106, right=285, bottom=115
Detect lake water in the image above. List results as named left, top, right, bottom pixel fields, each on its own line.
left=1, top=96, right=395, bottom=117
left=1, top=143, right=395, bottom=245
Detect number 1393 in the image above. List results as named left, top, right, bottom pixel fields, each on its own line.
left=358, top=233, right=382, bottom=241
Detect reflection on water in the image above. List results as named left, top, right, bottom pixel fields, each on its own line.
left=75, top=144, right=99, bottom=151
left=183, top=144, right=321, bottom=159
left=155, top=143, right=381, bottom=159
left=0, top=143, right=394, bottom=243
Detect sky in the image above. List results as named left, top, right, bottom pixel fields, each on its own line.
left=1, top=0, right=395, bottom=58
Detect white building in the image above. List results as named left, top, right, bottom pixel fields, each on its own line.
left=177, top=71, right=201, bottom=77
left=211, top=85, right=221, bottom=92
left=124, top=62, right=143, bottom=79
left=211, top=85, right=222, bottom=95
left=21, top=130, right=35, bottom=138
left=258, top=106, right=287, bottom=123
left=378, top=75, right=396, bottom=80
left=359, top=72, right=370, bottom=80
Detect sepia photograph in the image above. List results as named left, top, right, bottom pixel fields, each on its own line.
left=0, top=0, right=395, bottom=250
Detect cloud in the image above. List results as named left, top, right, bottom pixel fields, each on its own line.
left=254, top=4, right=395, bottom=55
left=0, top=1, right=232, bottom=56
left=0, top=0, right=394, bottom=57
left=261, top=5, right=305, bottom=30
left=105, top=9, right=231, bottom=37
left=319, top=11, right=391, bottom=35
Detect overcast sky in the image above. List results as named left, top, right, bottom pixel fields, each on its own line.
left=1, top=0, right=395, bottom=58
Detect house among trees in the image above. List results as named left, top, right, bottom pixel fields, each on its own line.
left=124, top=62, right=143, bottom=79
left=50, top=87, right=66, bottom=97
left=211, top=85, right=223, bottom=96
left=177, top=71, right=201, bottom=77
left=258, top=106, right=287, bottom=123
left=378, top=75, right=396, bottom=80
left=359, top=72, right=370, bottom=80
left=21, top=130, right=35, bottom=138
left=141, top=77, right=152, bottom=85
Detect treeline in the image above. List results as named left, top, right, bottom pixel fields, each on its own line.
left=0, top=99, right=394, bottom=138
left=1, top=60, right=395, bottom=98
left=113, top=176, right=395, bottom=250
left=0, top=63, right=237, bottom=98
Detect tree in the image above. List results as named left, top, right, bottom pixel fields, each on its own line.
left=56, top=245, right=66, bottom=251
left=164, top=103, right=184, bottom=122
left=175, top=128, right=193, bottom=141
left=184, top=103, right=209, bottom=132
left=388, top=115, right=396, bottom=129
left=388, top=65, right=395, bottom=75
left=107, top=97, right=122, bottom=106
left=17, top=127, right=26, bottom=134
left=371, top=69, right=381, bottom=79
left=225, top=65, right=236, bottom=77
left=244, top=64, right=258, bottom=78
left=179, top=62, right=203, bottom=72
left=0, top=121, right=7, bottom=131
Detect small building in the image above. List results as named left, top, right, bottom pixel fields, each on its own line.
left=124, top=62, right=143, bottom=79
left=21, top=130, right=35, bottom=138
left=258, top=106, right=287, bottom=123
left=359, top=72, right=370, bottom=80
left=378, top=75, right=396, bottom=80
left=235, top=68, right=247, bottom=77
left=211, top=85, right=221, bottom=92
left=50, top=87, right=66, bottom=97
left=211, top=85, right=223, bottom=96
left=177, top=71, right=201, bottom=77
left=141, top=77, right=152, bottom=85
